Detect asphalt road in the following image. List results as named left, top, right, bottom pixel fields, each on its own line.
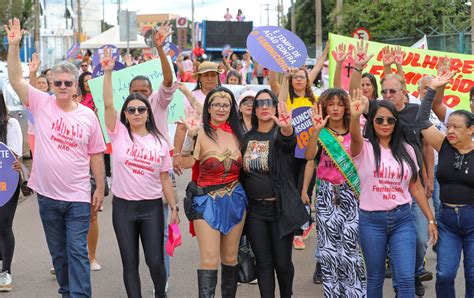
left=4, top=171, right=465, bottom=297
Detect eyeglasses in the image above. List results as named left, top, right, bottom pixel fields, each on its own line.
left=210, top=103, right=231, bottom=111
left=292, top=75, right=306, bottom=80
left=255, top=99, right=275, bottom=108
left=374, top=116, right=397, bottom=125
left=53, top=80, right=74, bottom=88
left=126, top=106, right=148, bottom=115
left=381, top=88, right=401, bottom=95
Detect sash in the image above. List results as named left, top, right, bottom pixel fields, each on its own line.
left=318, top=128, right=360, bottom=197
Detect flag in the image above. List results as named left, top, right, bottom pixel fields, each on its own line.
left=411, top=35, right=428, bottom=50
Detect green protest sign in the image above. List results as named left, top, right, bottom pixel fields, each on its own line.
left=88, top=58, right=185, bottom=142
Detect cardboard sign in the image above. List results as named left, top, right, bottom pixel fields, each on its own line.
left=291, top=106, right=314, bottom=158
left=0, top=143, right=19, bottom=207
left=92, top=45, right=120, bottom=67
left=246, top=26, right=308, bottom=73
left=329, top=33, right=474, bottom=111
left=163, top=42, right=179, bottom=62
left=92, top=61, right=126, bottom=78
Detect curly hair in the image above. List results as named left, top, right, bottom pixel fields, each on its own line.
left=318, top=88, right=350, bottom=130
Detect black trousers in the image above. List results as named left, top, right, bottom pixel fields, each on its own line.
left=112, top=196, right=166, bottom=298
left=246, top=200, right=294, bottom=298
left=293, top=157, right=315, bottom=199
left=0, top=183, right=20, bottom=274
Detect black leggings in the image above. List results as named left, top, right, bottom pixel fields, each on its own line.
left=0, top=184, right=20, bottom=274
left=246, top=200, right=294, bottom=298
left=112, top=196, right=166, bottom=298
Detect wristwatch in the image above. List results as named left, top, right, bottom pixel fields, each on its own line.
left=428, top=220, right=436, bottom=225
left=170, top=205, right=180, bottom=212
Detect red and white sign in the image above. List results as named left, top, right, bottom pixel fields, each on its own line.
left=176, top=17, right=187, bottom=28
left=352, top=28, right=371, bottom=41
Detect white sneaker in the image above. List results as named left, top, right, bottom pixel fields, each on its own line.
left=0, top=271, right=12, bottom=292
left=90, top=260, right=102, bottom=271
left=249, top=278, right=258, bottom=284
left=49, top=267, right=55, bottom=275
left=165, top=279, right=169, bottom=293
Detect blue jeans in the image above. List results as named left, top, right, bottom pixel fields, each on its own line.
left=163, top=202, right=170, bottom=279
left=411, top=200, right=428, bottom=277
left=359, top=204, right=416, bottom=298
left=436, top=204, right=474, bottom=298
left=38, top=194, right=91, bottom=298
left=432, top=165, right=441, bottom=218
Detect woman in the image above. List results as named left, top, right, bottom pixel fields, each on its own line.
left=305, top=88, right=366, bottom=297
left=277, top=68, right=317, bottom=250
left=236, top=9, right=245, bottom=21
left=78, top=71, right=95, bottom=111
left=238, top=90, right=255, bottom=132
left=415, top=72, right=473, bottom=298
left=180, top=87, right=246, bottom=298
left=101, top=49, right=179, bottom=298
left=225, top=69, right=242, bottom=85
left=349, top=91, right=437, bottom=297
left=0, top=94, right=23, bottom=292
left=241, top=89, right=308, bottom=298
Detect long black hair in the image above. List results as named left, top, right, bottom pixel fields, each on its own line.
left=120, top=92, right=164, bottom=143
left=249, top=89, right=279, bottom=131
left=0, top=94, right=9, bottom=144
left=202, top=86, right=242, bottom=142
left=78, top=71, right=92, bottom=96
left=364, top=100, right=418, bottom=182
left=362, top=72, right=379, bottom=100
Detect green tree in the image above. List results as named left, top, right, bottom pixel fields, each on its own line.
left=0, top=0, right=34, bottom=59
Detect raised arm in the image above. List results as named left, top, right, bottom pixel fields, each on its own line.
left=305, top=102, right=329, bottom=160
left=5, top=18, right=29, bottom=105
left=349, top=89, right=368, bottom=156
left=416, top=71, right=456, bottom=152
left=309, top=41, right=329, bottom=84
left=332, top=43, right=349, bottom=89
left=349, top=40, right=373, bottom=99
left=28, top=52, right=40, bottom=87
left=101, top=47, right=117, bottom=132
left=381, top=46, right=395, bottom=76
left=278, top=69, right=294, bottom=107
left=177, top=83, right=203, bottom=114
left=431, top=56, right=450, bottom=121
left=268, top=71, right=281, bottom=95
left=180, top=112, right=202, bottom=169
left=154, top=22, right=173, bottom=87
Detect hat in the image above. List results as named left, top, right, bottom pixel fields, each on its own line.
left=195, top=61, right=224, bottom=75
left=238, top=90, right=257, bottom=106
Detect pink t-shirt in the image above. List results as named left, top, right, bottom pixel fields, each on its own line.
left=148, top=81, right=179, bottom=150
left=353, top=139, right=419, bottom=211
left=316, top=133, right=351, bottom=185
left=108, top=119, right=171, bottom=201
left=27, top=85, right=106, bottom=203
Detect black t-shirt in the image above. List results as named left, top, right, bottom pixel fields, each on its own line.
left=437, top=138, right=474, bottom=205
left=241, top=130, right=275, bottom=200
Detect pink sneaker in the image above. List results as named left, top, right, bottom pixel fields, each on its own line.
left=293, top=237, right=305, bottom=250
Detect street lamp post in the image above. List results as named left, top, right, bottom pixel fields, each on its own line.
left=192, top=0, right=195, bottom=53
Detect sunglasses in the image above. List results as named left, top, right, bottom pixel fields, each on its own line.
left=240, top=99, right=253, bottom=107
left=374, top=116, right=397, bottom=125
left=381, top=88, right=400, bottom=95
left=255, top=99, right=275, bottom=108
left=210, top=103, right=231, bottom=111
left=53, top=80, right=74, bottom=87
left=126, top=106, right=148, bottom=115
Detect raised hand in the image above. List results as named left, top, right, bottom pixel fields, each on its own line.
left=123, top=54, right=133, bottom=67
left=429, top=70, right=455, bottom=90
left=349, top=89, right=368, bottom=118
left=381, top=46, right=394, bottom=66
left=392, top=46, right=404, bottom=65
left=271, top=100, right=293, bottom=129
left=284, top=67, right=299, bottom=80
left=354, top=40, right=374, bottom=68
left=182, top=108, right=202, bottom=137
left=28, top=52, right=40, bottom=73
left=310, top=102, right=329, bottom=132
left=333, top=43, right=349, bottom=63
left=154, top=21, right=173, bottom=48
left=4, top=18, right=23, bottom=46
left=100, top=47, right=116, bottom=72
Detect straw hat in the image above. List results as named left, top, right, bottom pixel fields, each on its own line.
left=192, top=61, right=224, bottom=79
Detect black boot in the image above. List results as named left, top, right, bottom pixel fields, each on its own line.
left=221, top=264, right=239, bottom=298
left=312, top=261, right=323, bottom=284
left=197, top=269, right=217, bottom=298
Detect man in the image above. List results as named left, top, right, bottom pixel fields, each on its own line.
left=378, top=74, right=435, bottom=297
left=79, top=59, right=90, bottom=74
left=6, top=18, right=105, bottom=297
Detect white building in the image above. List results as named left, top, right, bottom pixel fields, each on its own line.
left=39, top=0, right=101, bottom=68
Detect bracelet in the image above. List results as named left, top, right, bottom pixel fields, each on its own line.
left=173, top=152, right=180, bottom=157
left=170, top=205, right=179, bottom=212
left=354, top=67, right=363, bottom=73
left=428, top=220, right=437, bottom=225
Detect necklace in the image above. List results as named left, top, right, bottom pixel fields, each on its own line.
left=327, top=127, right=347, bottom=142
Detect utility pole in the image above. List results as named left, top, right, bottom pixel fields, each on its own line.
left=277, top=0, right=280, bottom=26
left=315, top=0, right=322, bottom=57
left=34, top=0, right=40, bottom=52
left=291, top=0, right=295, bottom=32
left=77, top=0, right=82, bottom=43
left=102, top=0, right=105, bottom=32
left=192, top=0, right=195, bottom=51
left=336, top=0, right=343, bottom=28
left=117, top=0, right=121, bottom=24
left=264, top=3, right=270, bottom=26
left=471, top=1, right=473, bottom=54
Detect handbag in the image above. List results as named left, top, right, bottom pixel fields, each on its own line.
left=237, top=241, right=257, bottom=283
left=19, top=163, right=33, bottom=196
left=90, top=175, right=109, bottom=197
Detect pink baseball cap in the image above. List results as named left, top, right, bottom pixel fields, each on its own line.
left=238, top=90, right=257, bottom=106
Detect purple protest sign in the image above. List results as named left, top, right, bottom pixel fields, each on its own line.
left=163, top=42, right=179, bottom=62
left=92, top=61, right=126, bottom=78
left=0, top=143, right=19, bottom=207
left=92, top=45, right=120, bottom=67
left=246, top=26, right=308, bottom=73
left=291, top=106, right=313, bottom=158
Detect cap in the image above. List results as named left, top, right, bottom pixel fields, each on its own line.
left=238, top=90, right=257, bottom=105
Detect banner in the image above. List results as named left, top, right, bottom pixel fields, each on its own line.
left=88, top=58, right=185, bottom=142
left=411, top=35, right=428, bottom=50
left=0, top=143, right=19, bottom=207
left=329, top=33, right=474, bottom=111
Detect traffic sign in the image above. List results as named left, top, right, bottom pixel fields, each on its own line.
left=352, top=28, right=371, bottom=41
left=176, top=17, right=187, bottom=28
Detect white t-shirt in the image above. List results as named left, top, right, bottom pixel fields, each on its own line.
left=6, top=118, right=23, bottom=157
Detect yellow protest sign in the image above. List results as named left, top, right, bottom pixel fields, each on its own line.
left=329, top=33, right=474, bottom=111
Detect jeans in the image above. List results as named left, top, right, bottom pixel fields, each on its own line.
left=0, top=184, right=20, bottom=274
left=163, top=202, right=170, bottom=279
left=432, top=165, right=441, bottom=218
left=411, top=200, right=428, bottom=277
left=246, top=200, right=294, bottom=298
left=112, top=196, right=166, bottom=298
left=436, top=204, right=474, bottom=298
left=359, top=204, right=416, bottom=298
left=38, top=194, right=91, bottom=298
